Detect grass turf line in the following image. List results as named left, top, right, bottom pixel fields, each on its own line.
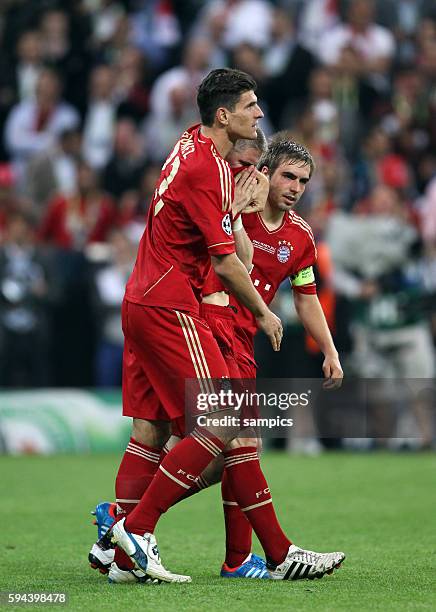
left=1, top=452, right=435, bottom=611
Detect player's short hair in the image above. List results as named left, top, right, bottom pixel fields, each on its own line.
left=233, top=128, right=268, bottom=155
left=197, top=68, right=257, bottom=127
left=259, top=135, right=315, bottom=178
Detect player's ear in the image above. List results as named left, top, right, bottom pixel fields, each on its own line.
left=260, top=165, right=269, bottom=176
left=216, top=107, right=229, bottom=126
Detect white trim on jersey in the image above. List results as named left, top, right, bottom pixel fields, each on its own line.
left=143, top=265, right=174, bottom=297
left=289, top=211, right=317, bottom=255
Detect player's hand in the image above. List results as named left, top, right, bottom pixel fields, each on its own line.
left=322, top=354, right=343, bottom=389
left=242, top=170, right=269, bottom=214
left=256, top=309, right=283, bottom=352
left=232, top=167, right=257, bottom=215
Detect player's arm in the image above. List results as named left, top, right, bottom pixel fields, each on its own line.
left=212, top=252, right=282, bottom=351
left=232, top=218, right=253, bottom=271
left=293, top=290, right=343, bottom=388
left=187, top=161, right=280, bottom=348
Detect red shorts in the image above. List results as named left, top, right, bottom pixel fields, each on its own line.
left=171, top=303, right=240, bottom=439
left=122, top=300, right=229, bottom=424
left=237, top=353, right=257, bottom=380
left=199, top=303, right=240, bottom=378
left=170, top=312, right=260, bottom=437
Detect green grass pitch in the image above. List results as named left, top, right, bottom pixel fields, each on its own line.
left=1, top=452, right=435, bottom=611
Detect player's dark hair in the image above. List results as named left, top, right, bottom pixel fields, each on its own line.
left=259, top=137, right=315, bottom=178
left=234, top=128, right=268, bottom=155
left=197, top=68, right=257, bottom=127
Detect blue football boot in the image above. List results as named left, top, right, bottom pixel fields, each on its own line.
left=220, top=553, right=270, bottom=579
left=88, top=502, right=117, bottom=574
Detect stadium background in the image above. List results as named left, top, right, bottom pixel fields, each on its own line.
left=0, top=0, right=435, bottom=450
left=0, top=2, right=435, bottom=610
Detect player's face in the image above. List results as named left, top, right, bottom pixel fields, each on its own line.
left=226, top=91, right=264, bottom=140
left=267, top=160, right=311, bottom=211
left=226, top=146, right=261, bottom=169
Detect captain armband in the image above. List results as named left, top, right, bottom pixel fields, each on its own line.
left=291, top=266, right=315, bottom=287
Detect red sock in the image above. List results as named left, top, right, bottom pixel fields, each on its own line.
left=173, top=473, right=211, bottom=504
left=222, top=469, right=253, bottom=568
left=223, top=447, right=291, bottom=566
left=126, top=428, right=224, bottom=534
left=162, top=439, right=213, bottom=505
left=114, top=437, right=161, bottom=569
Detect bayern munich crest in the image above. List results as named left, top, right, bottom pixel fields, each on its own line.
left=277, top=240, right=293, bottom=263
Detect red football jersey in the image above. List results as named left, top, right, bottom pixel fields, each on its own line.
left=201, top=165, right=245, bottom=297
left=125, top=125, right=235, bottom=314
left=231, top=210, right=317, bottom=360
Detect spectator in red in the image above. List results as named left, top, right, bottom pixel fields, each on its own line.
left=38, top=160, right=115, bottom=250
left=0, top=164, right=29, bottom=244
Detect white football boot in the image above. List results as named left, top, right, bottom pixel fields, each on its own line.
left=111, top=518, right=192, bottom=583
left=268, top=545, right=345, bottom=580
left=108, top=562, right=159, bottom=584
left=89, top=542, right=115, bottom=574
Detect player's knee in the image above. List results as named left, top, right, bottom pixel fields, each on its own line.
left=132, top=418, right=170, bottom=448
left=164, top=434, right=181, bottom=452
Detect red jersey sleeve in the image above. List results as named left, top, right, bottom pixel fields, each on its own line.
left=291, top=226, right=317, bottom=295
left=185, top=157, right=235, bottom=256
left=202, top=268, right=226, bottom=296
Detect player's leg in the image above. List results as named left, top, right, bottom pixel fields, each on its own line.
left=158, top=425, right=269, bottom=578
left=118, top=304, right=278, bottom=573
left=164, top=414, right=344, bottom=579
left=89, top=329, right=171, bottom=577
left=113, top=303, right=345, bottom=580
left=221, top=435, right=344, bottom=579
left=220, top=434, right=269, bottom=578
left=220, top=355, right=344, bottom=579
left=125, top=304, right=259, bottom=577
left=164, top=429, right=225, bottom=501
left=198, top=303, right=260, bottom=573
left=110, top=303, right=237, bottom=578
left=220, top=354, right=259, bottom=572
left=111, top=301, right=193, bottom=582
left=117, top=297, right=172, bottom=520
left=114, top=314, right=174, bottom=571
left=90, top=358, right=256, bottom=581
left=118, top=305, right=235, bottom=536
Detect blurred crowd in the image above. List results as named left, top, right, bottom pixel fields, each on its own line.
left=0, top=0, right=435, bottom=441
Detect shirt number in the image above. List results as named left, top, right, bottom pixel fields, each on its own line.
left=154, top=143, right=181, bottom=216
